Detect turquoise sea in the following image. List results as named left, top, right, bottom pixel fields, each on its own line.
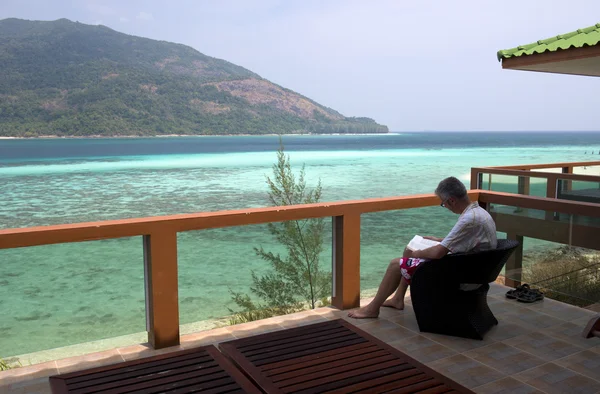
left=1, top=132, right=600, bottom=358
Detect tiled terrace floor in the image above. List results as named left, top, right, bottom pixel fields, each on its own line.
left=1, top=283, right=599, bottom=394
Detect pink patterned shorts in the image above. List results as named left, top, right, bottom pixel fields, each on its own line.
left=399, top=257, right=426, bottom=284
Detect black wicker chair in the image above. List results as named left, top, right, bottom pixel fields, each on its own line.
left=410, top=239, right=519, bottom=340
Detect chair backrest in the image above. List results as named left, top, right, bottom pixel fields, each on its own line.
left=425, top=239, right=520, bottom=284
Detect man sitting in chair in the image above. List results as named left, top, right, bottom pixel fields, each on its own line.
left=349, top=176, right=497, bottom=319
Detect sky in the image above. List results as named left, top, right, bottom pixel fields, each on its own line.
left=1, top=0, right=599, bottom=132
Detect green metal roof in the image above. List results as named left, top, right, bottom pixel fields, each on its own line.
left=497, top=23, right=600, bottom=61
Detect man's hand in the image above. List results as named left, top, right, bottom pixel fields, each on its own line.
left=423, top=236, right=443, bottom=242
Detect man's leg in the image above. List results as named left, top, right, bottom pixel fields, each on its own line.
left=348, top=258, right=404, bottom=319
left=382, top=247, right=413, bottom=310
left=382, top=277, right=409, bottom=310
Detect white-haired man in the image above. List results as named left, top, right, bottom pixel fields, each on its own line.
left=349, top=176, right=497, bottom=319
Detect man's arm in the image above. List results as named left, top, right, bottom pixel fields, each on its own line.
left=423, top=236, right=444, bottom=242
left=406, top=244, right=449, bottom=260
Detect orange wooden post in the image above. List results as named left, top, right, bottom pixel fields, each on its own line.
left=470, top=168, right=482, bottom=189
left=504, top=233, right=523, bottom=288
left=332, top=214, right=361, bottom=310
left=143, top=230, right=180, bottom=349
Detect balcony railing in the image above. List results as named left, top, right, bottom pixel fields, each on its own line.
left=2, top=181, right=600, bottom=351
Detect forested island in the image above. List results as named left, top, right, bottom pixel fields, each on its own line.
left=0, top=18, right=388, bottom=137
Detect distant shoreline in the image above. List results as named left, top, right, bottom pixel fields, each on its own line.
left=0, top=133, right=392, bottom=140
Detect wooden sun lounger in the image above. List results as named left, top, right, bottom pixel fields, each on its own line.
left=219, top=319, right=474, bottom=393
left=49, top=345, right=261, bottom=393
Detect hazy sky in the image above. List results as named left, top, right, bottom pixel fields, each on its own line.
left=1, top=0, right=599, bottom=131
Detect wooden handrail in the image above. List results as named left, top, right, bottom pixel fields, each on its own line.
left=471, top=167, right=600, bottom=183
left=0, top=192, right=476, bottom=250
left=485, top=160, right=600, bottom=171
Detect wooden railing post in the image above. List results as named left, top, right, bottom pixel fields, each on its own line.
left=470, top=169, right=482, bottom=189
left=143, top=230, right=180, bottom=349
left=546, top=175, right=558, bottom=220
left=332, top=214, right=361, bottom=310
left=517, top=175, right=530, bottom=196
left=562, top=166, right=573, bottom=192
left=504, top=233, right=523, bottom=288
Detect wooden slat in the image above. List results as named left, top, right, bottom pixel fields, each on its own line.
left=219, top=319, right=474, bottom=394
left=49, top=345, right=261, bottom=393
left=263, top=342, right=378, bottom=375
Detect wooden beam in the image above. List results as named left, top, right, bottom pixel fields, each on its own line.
left=478, top=191, right=600, bottom=217
left=332, top=214, right=361, bottom=310
left=491, top=212, right=600, bottom=250
left=144, top=231, right=180, bottom=349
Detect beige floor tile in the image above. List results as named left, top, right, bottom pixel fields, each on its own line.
left=385, top=305, right=421, bottom=334
left=545, top=319, right=600, bottom=350
left=273, top=313, right=327, bottom=329
left=514, top=362, right=600, bottom=394
left=484, top=322, right=532, bottom=342
left=555, top=349, right=600, bottom=383
left=180, top=327, right=236, bottom=349
left=488, top=297, right=531, bottom=315
left=389, top=335, right=457, bottom=364
left=55, top=349, right=124, bottom=374
left=474, top=377, right=544, bottom=394
left=488, top=283, right=512, bottom=296
left=117, top=343, right=186, bottom=362
left=0, top=361, right=58, bottom=387
left=428, top=354, right=505, bottom=389
left=227, top=320, right=286, bottom=338
left=356, top=319, right=416, bottom=343
left=523, top=298, right=598, bottom=322
left=495, top=308, right=566, bottom=331
left=505, top=332, right=585, bottom=362
left=4, top=377, right=51, bottom=394
left=464, top=342, right=546, bottom=375
left=421, top=332, right=491, bottom=353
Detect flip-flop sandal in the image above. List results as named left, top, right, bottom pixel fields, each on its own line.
left=506, top=284, right=530, bottom=299
left=517, top=288, right=544, bottom=303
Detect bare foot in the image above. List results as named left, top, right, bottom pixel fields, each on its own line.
left=382, top=298, right=405, bottom=310
left=348, top=306, right=379, bottom=319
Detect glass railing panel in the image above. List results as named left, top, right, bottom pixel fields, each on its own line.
left=360, top=206, right=457, bottom=297
left=521, top=238, right=600, bottom=308
left=177, top=219, right=332, bottom=333
left=0, top=237, right=145, bottom=363
left=479, top=173, right=547, bottom=197
left=488, top=203, right=600, bottom=309
left=557, top=179, right=600, bottom=204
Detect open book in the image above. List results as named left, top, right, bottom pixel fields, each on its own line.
left=406, top=235, right=440, bottom=251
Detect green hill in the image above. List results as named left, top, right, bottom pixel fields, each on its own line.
left=0, top=18, right=388, bottom=137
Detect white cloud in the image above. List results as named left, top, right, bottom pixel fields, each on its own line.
left=119, top=16, right=129, bottom=23
left=136, top=11, right=154, bottom=21
left=93, top=20, right=103, bottom=26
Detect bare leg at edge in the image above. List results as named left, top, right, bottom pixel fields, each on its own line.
left=348, top=258, right=405, bottom=319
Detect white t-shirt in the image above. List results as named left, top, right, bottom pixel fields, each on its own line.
left=440, top=202, right=497, bottom=291
left=441, top=202, right=497, bottom=254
